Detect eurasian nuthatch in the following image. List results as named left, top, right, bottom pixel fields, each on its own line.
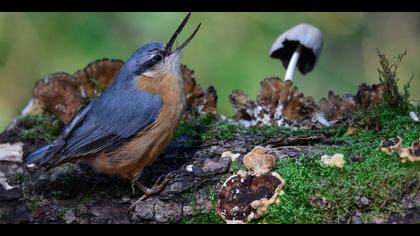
left=24, top=13, right=201, bottom=199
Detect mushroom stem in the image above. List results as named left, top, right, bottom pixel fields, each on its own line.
left=284, top=44, right=303, bottom=81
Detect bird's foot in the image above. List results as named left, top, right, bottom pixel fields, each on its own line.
left=128, top=172, right=175, bottom=218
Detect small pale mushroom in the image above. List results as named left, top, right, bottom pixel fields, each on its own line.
left=380, top=137, right=403, bottom=155
left=270, top=23, right=323, bottom=81
left=320, top=153, right=345, bottom=168
left=243, top=146, right=276, bottom=176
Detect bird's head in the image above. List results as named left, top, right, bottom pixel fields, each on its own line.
left=123, top=13, right=201, bottom=81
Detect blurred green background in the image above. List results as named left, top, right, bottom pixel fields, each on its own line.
left=0, top=12, right=419, bottom=130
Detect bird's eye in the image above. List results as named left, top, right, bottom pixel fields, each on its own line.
left=154, top=54, right=163, bottom=62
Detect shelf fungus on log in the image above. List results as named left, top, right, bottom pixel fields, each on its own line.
left=181, top=65, right=218, bottom=117
left=229, top=90, right=260, bottom=127
left=22, top=59, right=123, bottom=123
left=74, top=58, right=124, bottom=99
left=228, top=77, right=385, bottom=128
left=315, top=91, right=358, bottom=127
left=380, top=137, right=403, bottom=155
left=257, top=78, right=315, bottom=123
left=398, top=139, right=420, bottom=163
left=229, top=77, right=315, bottom=127
left=216, top=146, right=285, bottom=224
left=21, top=61, right=215, bottom=125
left=243, top=146, right=276, bottom=176
left=355, top=83, right=384, bottom=108
left=30, top=73, right=83, bottom=124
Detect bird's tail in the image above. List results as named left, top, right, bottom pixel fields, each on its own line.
left=23, top=139, right=65, bottom=166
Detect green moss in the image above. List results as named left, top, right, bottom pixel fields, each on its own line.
left=176, top=114, right=247, bottom=143
left=260, top=106, right=420, bottom=224
left=79, top=194, right=92, bottom=207
left=377, top=50, right=413, bottom=113
left=19, top=113, right=63, bottom=142
left=183, top=105, right=420, bottom=224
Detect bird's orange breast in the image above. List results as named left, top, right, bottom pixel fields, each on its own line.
left=86, top=73, right=185, bottom=179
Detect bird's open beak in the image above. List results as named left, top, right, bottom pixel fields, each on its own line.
left=165, top=13, right=201, bottom=55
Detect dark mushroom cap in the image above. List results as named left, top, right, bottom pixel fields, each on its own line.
left=270, top=23, right=323, bottom=75
left=409, top=140, right=420, bottom=157
left=216, top=171, right=284, bottom=223
left=380, top=136, right=403, bottom=155
left=380, top=137, right=402, bottom=149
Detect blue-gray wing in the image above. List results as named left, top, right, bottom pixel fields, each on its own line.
left=48, top=86, right=162, bottom=168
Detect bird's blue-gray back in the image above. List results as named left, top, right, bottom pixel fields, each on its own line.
left=50, top=68, right=162, bottom=166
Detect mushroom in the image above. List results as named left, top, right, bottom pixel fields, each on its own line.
left=243, top=146, right=276, bottom=176
left=270, top=23, right=323, bottom=81
left=408, top=140, right=420, bottom=161
left=32, top=73, right=83, bottom=123
left=316, top=91, right=358, bottom=127
left=320, top=153, right=346, bottom=168
left=229, top=90, right=260, bottom=127
left=181, top=65, right=218, bottom=117
left=229, top=77, right=316, bottom=128
left=73, top=58, right=124, bottom=98
left=398, top=139, right=420, bottom=163
left=216, top=146, right=285, bottom=224
left=216, top=170, right=285, bottom=224
left=355, top=83, right=384, bottom=108
left=380, top=136, right=403, bottom=155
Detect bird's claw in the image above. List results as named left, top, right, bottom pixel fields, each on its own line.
left=128, top=172, right=176, bottom=219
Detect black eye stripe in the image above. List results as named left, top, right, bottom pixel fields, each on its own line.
left=154, top=54, right=163, bottom=62
left=133, top=52, right=164, bottom=75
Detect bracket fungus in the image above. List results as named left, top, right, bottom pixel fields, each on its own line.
left=243, top=146, right=276, bottom=176
left=270, top=23, right=323, bottom=81
left=217, top=146, right=285, bottom=224
left=22, top=59, right=123, bottom=123
left=21, top=60, right=215, bottom=126
left=74, top=58, right=124, bottom=99
left=229, top=77, right=316, bottom=127
left=355, top=83, right=384, bottom=108
left=181, top=65, right=218, bottom=117
left=30, top=73, right=83, bottom=124
left=228, top=75, right=385, bottom=128
left=315, top=91, right=358, bottom=127
left=398, top=139, right=420, bottom=163
left=380, top=137, right=403, bottom=155
left=379, top=137, right=420, bottom=163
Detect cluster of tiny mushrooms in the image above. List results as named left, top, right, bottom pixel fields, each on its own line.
left=0, top=22, right=419, bottom=224
left=380, top=137, right=420, bottom=163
